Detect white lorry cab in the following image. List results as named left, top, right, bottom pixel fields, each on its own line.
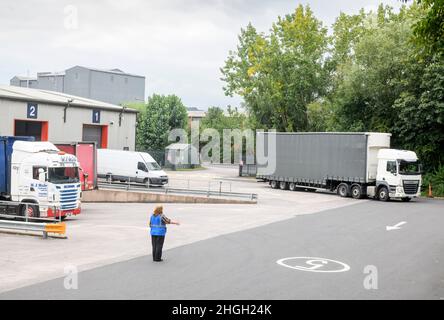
left=97, top=149, right=168, bottom=186
left=0, top=138, right=82, bottom=219
left=373, top=149, right=422, bottom=201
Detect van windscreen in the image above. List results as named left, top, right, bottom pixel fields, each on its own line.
left=146, top=162, right=161, bottom=171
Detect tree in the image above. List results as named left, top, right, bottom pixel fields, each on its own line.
left=200, top=106, right=250, bottom=162
left=393, top=58, right=444, bottom=169
left=327, top=5, right=421, bottom=135
left=221, top=4, right=329, bottom=132
left=136, top=94, right=188, bottom=152
left=413, top=0, right=444, bottom=55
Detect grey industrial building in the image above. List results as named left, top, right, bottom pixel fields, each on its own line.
left=10, top=66, right=145, bottom=106
left=0, top=85, right=137, bottom=150
left=10, top=76, right=38, bottom=89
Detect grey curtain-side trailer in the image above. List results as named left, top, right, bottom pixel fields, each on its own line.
left=256, top=132, right=422, bottom=201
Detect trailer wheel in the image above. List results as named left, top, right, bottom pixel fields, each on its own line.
left=270, top=180, right=279, bottom=189
left=378, top=186, right=390, bottom=201
left=337, top=183, right=350, bottom=198
left=289, top=182, right=296, bottom=191
left=351, top=184, right=363, bottom=199
left=279, top=181, right=288, bottom=190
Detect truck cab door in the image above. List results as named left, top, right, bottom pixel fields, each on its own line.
left=380, top=160, right=399, bottom=191
left=136, top=162, right=149, bottom=183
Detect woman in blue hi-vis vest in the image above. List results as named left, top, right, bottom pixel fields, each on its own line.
left=150, top=205, right=180, bottom=262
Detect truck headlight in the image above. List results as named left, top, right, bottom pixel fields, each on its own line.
left=396, top=187, right=403, bottom=193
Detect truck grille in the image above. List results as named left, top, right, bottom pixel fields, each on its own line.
left=403, top=180, right=419, bottom=195
left=59, top=187, right=79, bottom=210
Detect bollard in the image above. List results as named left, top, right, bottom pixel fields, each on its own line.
left=428, top=183, right=433, bottom=198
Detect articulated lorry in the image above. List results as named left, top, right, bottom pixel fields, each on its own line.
left=256, top=132, right=422, bottom=201
left=0, top=136, right=82, bottom=219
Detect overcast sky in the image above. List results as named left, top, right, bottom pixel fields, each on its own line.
left=0, top=0, right=403, bottom=109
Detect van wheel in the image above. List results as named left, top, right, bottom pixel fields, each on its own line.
left=337, top=183, right=350, bottom=198
left=378, top=186, right=390, bottom=201
left=279, top=181, right=288, bottom=190
left=289, top=182, right=296, bottom=191
left=270, top=180, right=278, bottom=189
left=351, top=184, right=363, bottom=199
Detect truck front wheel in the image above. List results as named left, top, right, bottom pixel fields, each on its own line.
left=378, top=186, right=390, bottom=201
left=17, top=203, right=40, bottom=220
left=337, top=183, right=350, bottom=198
left=351, top=184, right=363, bottom=199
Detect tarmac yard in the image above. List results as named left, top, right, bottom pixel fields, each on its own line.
left=0, top=165, right=443, bottom=299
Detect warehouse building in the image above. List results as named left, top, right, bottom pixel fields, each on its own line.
left=10, top=76, right=38, bottom=89
left=0, top=85, right=137, bottom=150
left=10, top=65, right=145, bottom=106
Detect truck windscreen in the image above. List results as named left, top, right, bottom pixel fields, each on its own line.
left=48, top=167, right=80, bottom=184
left=398, top=160, right=421, bottom=175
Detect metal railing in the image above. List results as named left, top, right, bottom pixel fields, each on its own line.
left=0, top=201, right=66, bottom=238
left=97, top=178, right=258, bottom=201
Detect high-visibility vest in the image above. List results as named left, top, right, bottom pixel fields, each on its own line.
left=150, top=214, right=167, bottom=236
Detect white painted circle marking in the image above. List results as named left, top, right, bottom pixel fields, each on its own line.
left=276, top=257, right=350, bottom=273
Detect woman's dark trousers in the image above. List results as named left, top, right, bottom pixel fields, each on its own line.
left=151, top=235, right=165, bottom=261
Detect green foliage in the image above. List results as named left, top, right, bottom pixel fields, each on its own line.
left=200, top=106, right=250, bottom=162
left=306, top=101, right=332, bottom=132
left=328, top=5, right=420, bottom=134
left=422, top=164, right=444, bottom=197
left=200, top=106, right=248, bottom=132
left=221, top=4, right=329, bottom=132
left=413, top=0, right=444, bottom=55
left=136, top=94, right=188, bottom=151
left=393, top=58, right=444, bottom=169
left=219, top=2, right=444, bottom=172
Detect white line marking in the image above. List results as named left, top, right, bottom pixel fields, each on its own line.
left=386, top=221, right=407, bottom=231
left=276, top=257, right=350, bottom=273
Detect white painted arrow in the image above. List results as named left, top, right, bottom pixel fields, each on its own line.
left=386, top=221, right=407, bottom=231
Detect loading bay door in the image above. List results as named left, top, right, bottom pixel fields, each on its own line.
left=14, top=120, right=48, bottom=141
left=83, top=124, right=107, bottom=148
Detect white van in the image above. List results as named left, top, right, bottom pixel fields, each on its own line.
left=97, top=149, right=168, bottom=186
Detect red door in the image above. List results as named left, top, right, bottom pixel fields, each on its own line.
left=76, top=143, right=96, bottom=191
left=56, top=143, right=97, bottom=191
